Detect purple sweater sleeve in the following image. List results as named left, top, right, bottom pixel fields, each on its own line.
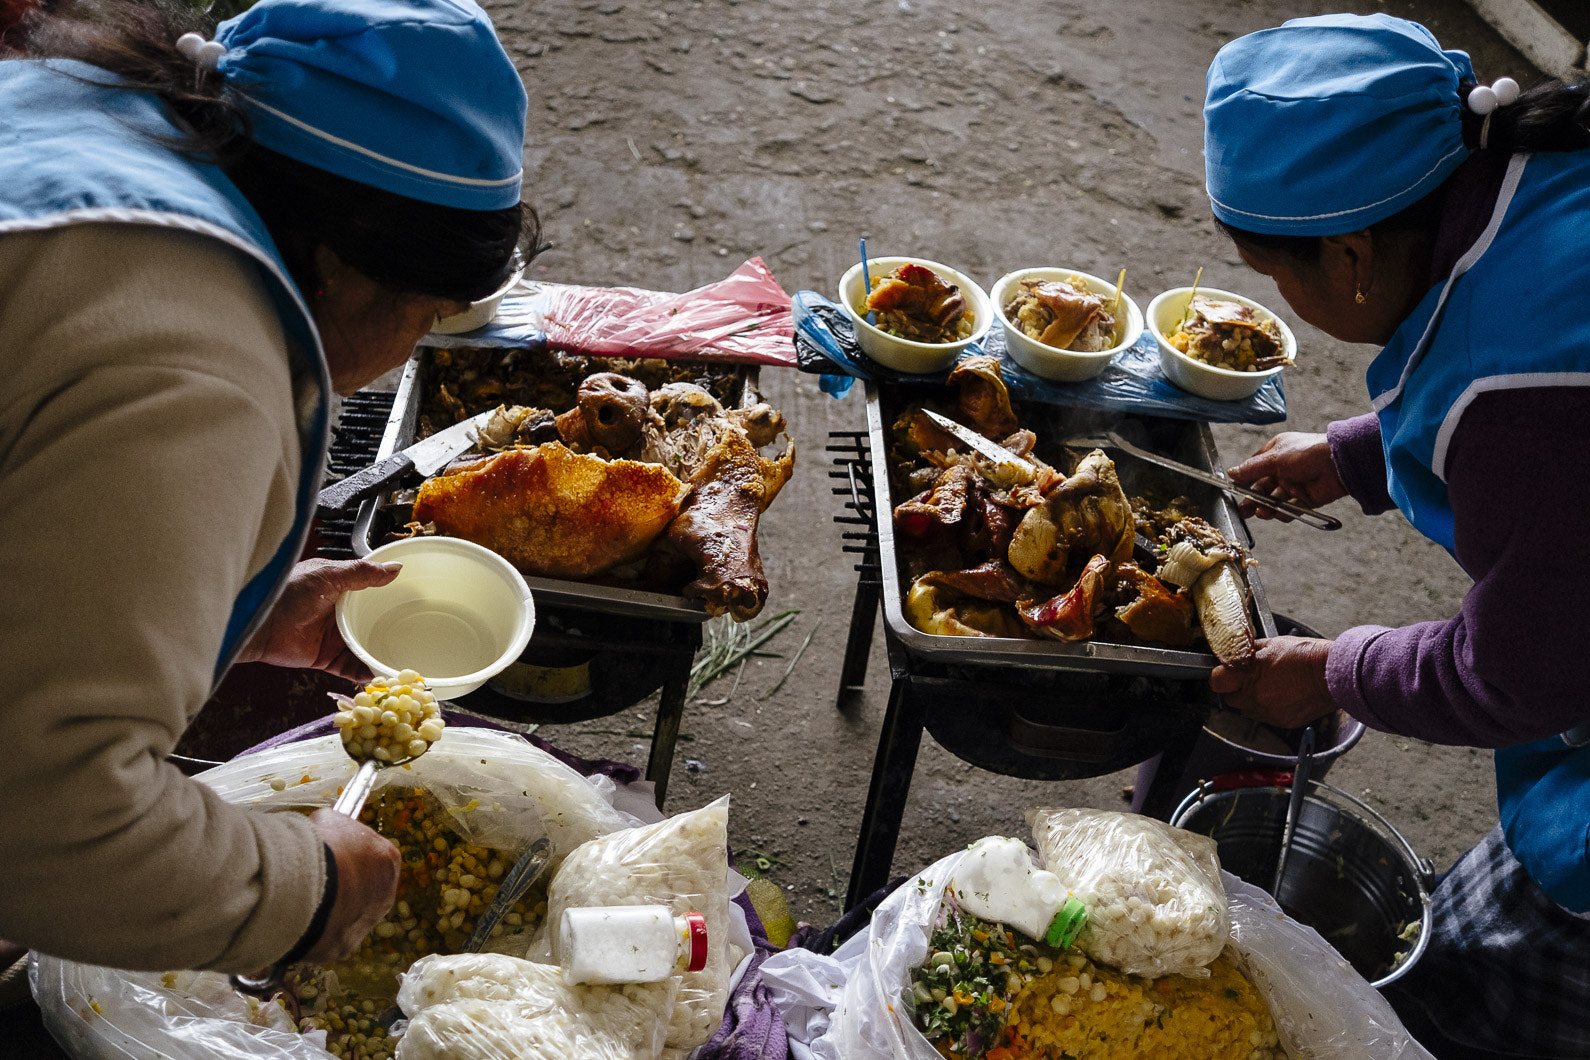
left=1326, top=388, right=1590, bottom=747
left=1326, top=412, right=1396, bottom=515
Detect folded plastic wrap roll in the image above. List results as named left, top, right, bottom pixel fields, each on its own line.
left=395, top=953, right=676, bottom=1060
left=1026, top=807, right=1230, bottom=978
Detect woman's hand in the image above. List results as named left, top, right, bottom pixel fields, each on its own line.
left=302, top=810, right=401, bottom=964
left=1209, top=635, right=1337, bottom=729
left=237, top=558, right=400, bottom=680
left=1227, top=432, right=1347, bottom=520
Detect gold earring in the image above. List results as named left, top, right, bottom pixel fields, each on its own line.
left=1354, top=286, right=1366, bottom=304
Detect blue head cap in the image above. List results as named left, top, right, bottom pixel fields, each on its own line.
left=1204, top=13, right=1475, bottom=236
left=214, top=0, right=527, bottom=211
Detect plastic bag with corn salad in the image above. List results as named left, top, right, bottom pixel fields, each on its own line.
left=31, top=729, right=639, bottom=1060
left=760, top=832, right=1436, bottom=1060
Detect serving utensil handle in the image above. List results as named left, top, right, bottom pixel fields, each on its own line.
left=316, top=453, right=415, bottom=514
left=1104, top=433, right=1342, bottom=532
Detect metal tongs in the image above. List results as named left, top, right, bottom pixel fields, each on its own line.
left=1064, top=430, right=1342, bottom=531
left=1272, top=723, right=1317, bottom=898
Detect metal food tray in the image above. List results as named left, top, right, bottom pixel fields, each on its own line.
left=868, top=381, right=1278, bottom=677
left=351, top=348, right=760, bottom=623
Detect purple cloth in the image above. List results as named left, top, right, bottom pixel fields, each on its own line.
left=1326, top=388, right=1590, bottom=747
left=234, top=710, right=642, bottom=783
left=698, top=891, right=789, bottom=1060
left=1326, top=413, right=1395, bottom=516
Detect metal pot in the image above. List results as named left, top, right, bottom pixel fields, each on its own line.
left=1172, top=780, right=1434, bottom=988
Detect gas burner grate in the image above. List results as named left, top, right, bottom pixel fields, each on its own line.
left=316, top=390, right=395, bottom=559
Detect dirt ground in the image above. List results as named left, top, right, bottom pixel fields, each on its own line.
left=477, top=0, right=1528, bottom=926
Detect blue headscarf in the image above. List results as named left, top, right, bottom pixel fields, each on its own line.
left=1204, top=13, right=1475, bottom=236
left=213, top=0, right=527, bottom=211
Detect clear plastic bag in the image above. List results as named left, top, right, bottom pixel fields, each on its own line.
left=31, top=729, right=636, bottom=1060
left=540, top=796, right=742, bottom=1054
left=1026, top=807, right=1229, bottom=978
left=761, top=846, right=1435, bottom=1060
left=394, top=952, right=677, bottom=1060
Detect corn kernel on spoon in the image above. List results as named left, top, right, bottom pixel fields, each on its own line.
left=231, top=671, right=446, bottom=999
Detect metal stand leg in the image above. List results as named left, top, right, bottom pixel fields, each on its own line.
left=1138, top=723, right=1199, bottom=821
left=647, top=655, right=690, bottom=810
left=837, top=574, right=880, bottom=706
left=846, top=677, right=924, bottom=910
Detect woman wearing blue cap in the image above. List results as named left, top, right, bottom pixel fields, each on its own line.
left=1201, top=13, right=1590, bottom=1055
left=0, top=0, right=539, bottom=982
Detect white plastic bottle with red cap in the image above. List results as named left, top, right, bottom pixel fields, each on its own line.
left=555, top=905, right=709, bottom=985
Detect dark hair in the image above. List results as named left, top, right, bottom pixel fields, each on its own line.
left=18, top=0, right=540, bottom=302
left=1217, top=76, right=1590, bottom=264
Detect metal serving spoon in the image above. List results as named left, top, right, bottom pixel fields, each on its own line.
left=230, top=745, right=428, bottom=999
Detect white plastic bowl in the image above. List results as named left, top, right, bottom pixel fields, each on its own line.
left=1146, top=286, right=1296, bottom=401
left=430, top=265, right=525, bottom=335
left=838, top=256, right=992, bottom=374
left=337, top=537, right=536, bottom=700
left=990, top=268, right=1143, bottom=383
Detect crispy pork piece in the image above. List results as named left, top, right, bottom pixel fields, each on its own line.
left=906, top=573, right=1028, bottom=638
left=1015, top=554, right=1114, bottom=641
left=865, top=262, right=968, bottom=343
left=665, top=423, right=795, bottom=620
left=413, top=443, right=688, bottom=578
left=920, top=561, right=1028, bottom=604
left=895, top=465, right=973, bottom=540
left=1003, top=278, right=1116, bottom=352
left=1006, top=449, right=1134, bottom=584
left=947, top=355, right=1020, bottom=439
left=1113, top=563, right=1196, bottom=647
left=726, top=402, right=786, bottom=449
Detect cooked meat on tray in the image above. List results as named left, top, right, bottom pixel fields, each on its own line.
left=889, top=357, right=1255, bottom=664
left=396, top=348, right=794, bottom=620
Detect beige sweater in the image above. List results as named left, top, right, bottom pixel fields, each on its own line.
left=0, top=223, right=326, bottom=972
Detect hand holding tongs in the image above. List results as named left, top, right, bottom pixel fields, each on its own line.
left=1065, top=430, right=1342, bottom=531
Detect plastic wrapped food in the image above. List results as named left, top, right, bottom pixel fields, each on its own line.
left=1026, top=808, right=1229, bottom=978
left=31, top=730, right=636, bottom=1060
left=395, top=953, right=675, bottom=1060
left=541, top=796, right=740, bottom=1052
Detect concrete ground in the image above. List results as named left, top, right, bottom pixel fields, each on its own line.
left=497, top=0, right=1534, bottom=927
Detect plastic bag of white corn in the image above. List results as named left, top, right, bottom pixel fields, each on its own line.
left=1025, top=807, right=1230, bottom=978
left=31, top=729, right=637, bottom=1060
left=759, top=846, right=1436, bottom=1060
left=538, top=796, right=742, bottom=1055
left=393, top=953, right=676, bottom=1060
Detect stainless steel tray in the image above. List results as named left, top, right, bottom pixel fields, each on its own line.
left=351, top=348, right=759, bottom=623
left=868, top=382, right=1277, bottom=677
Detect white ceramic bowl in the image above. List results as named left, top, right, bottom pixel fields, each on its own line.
left=337, top=537, right=536, bottom=699
left=1146, top=286, right=1297, bottom=401
left=838, top=256, right=992, bottom=373
left=430, top=265, right=525, bottom=335
left=990, top=268, right=1143, bottom=382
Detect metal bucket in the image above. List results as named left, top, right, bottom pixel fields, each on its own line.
left=1172, top=781, right=1434, bottom=988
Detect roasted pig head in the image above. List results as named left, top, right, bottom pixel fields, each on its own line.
left=555, top=372, right=655, bottom=457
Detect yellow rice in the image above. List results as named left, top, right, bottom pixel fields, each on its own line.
left=1003, top=951, right=1281, bottom=1060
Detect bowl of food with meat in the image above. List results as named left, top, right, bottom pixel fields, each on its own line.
left=1147, top=286, right=1296, bottom=401
left=839, top=256, right=992, bottom=373
left=991, top=267, right=1143, bottom=382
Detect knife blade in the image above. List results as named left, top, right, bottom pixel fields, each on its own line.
left=920, top=408, right=1036, bottom=483
left=316, top=408, right=497, bottom=513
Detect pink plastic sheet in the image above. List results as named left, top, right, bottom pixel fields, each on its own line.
left=538, top=258, right=796, bottom=366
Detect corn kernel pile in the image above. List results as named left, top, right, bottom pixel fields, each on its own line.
left=290, top=788, right=546, bottom=1060
left=334, top=670, right=445, bottom=763
left=1002, top=950, right=1281, bottom=1060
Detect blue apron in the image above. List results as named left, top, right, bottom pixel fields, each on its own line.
left=0, top=59, right=330, bottom=686
left=1364, top=151, right=1590, bottom=909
